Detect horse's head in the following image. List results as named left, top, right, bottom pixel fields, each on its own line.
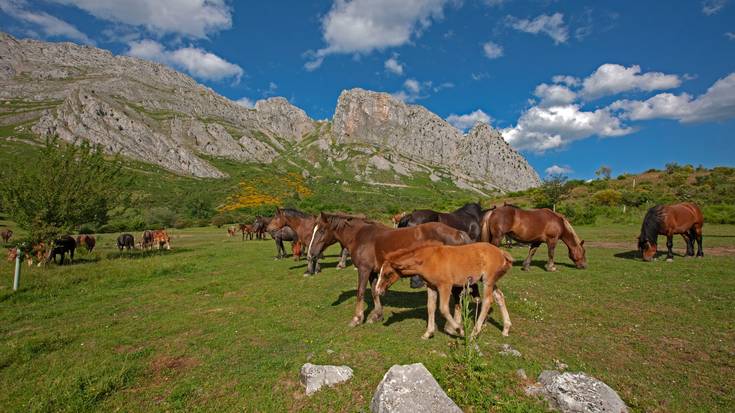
left=307, top=212, right=335, bottom=261
left=568, top=240, right=587, bottom=269
left=638, top=236, right=656, bottom=261
left=375, top=261, right=402, bottom=296
left=267, top=208, right=286, bottom=232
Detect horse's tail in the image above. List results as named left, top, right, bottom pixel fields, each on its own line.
left=501, top=249, right=514, bottom=271
left=480, top=208, right=494, bottom=243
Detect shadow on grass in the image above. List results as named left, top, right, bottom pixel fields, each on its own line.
left=382, top=300, right=507, bottom=336
left=614, top=250, right=686, bottom=260
left=331, top=289, right=426, bottom=310
left=520, top=259, right=577, bottom=270
left=106, top=248, right=191, bottom=260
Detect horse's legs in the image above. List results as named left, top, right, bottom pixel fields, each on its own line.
left=493, top=286, right=512, bottom=336
left=367, top=272, right=384, bottom=323
left=666, top=235, right=674, bottom=261
left=337, top=247, right=348, bottom=269
left=522, top=242, right=541, bottom=271
left=545, top=240, right=557, bottom=272
left=440, top=285, right=463, bottom=336
left=682, top=231, right=694, bottom=256
left=422, top=287, right=438, bottom=339
left=471, top=282, right=496, bottom=338
left=350, top=266, right=371, bottom=327
left=695, top=224, right=704, bottom=257
left=70, top=248, right=74, bottom=264
left=451, top=286, right=463, bottom=326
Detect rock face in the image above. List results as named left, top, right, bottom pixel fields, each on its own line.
left=371, top=363, right=461, bottom=413
left=299, top=363, right=353, bottom=396
left=0, top=33, right=540, bottom=192
left=526, top=370, right=629, bottom=413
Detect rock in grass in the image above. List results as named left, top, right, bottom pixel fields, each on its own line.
left=371, top=363, right=461, bottom=413
left=299, top=363, right=353, bottom=396
left=525, top=370, right=628, bottom=413
left=499, top=343, right=522, bottom=357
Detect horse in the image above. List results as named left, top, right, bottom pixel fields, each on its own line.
left=292, top=240, right=302, bottom=261
left=152, top=229, right=171, bottom=250
left=481, top=204, right=587, bottom=272
left=1, top=228, right=12, bottom=243
left=638, top=202, right=704, bottom=261
left=117, top=233, right=134, bottom=251
left=376, top=242, right=513, bottom=339
left=46, top=235, right=76, bottom=265
left=267, top=207, right=349, bottom=275
left=391, top=212, right=407, bottom=227
left=308, top=212, right=472, bottom=326
left=76, top=235, right=96, bottom=253
left=227, top=226, right=237, bottom=237
left=141, top=230, right=154, bottom=250
left=7, top=241, right=47, bottom=267
left=269, top=225, right=299, bottom=259
left=398, top=202, right=486, bottom=288
left=239, top=223, right=254, bottom=241
left=253, top=216, right=269, bottom=240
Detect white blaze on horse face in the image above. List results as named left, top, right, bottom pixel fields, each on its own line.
left=307, top=224, right=319, bottom=260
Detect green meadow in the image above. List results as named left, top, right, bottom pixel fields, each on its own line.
left=1, top=222, right=733, bottom=412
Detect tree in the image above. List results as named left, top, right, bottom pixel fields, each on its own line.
left=533, top=173, right=569, bottom=210
left=0, top=138, right=124, bottom=241
left=595, top=165, right=612, bottom=180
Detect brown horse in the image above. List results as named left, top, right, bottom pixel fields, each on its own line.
left=239, top=223, right=254, bottom=241
left=1, top=228, right=12, bottom=243
left=638, top=202, right=704, bottom=261
left=227, top=226, right=237, bottom=237
left=7, top=241, right=47, bottom=267
left=76, top=234, right=96, bottom=252
left=267, top=207, right=349, bottom=275
left=308, top=213, right=472, bottom=326
left=481, top=204, right=587, bottom=271
left=152, top=229, right=171, bottom=250
left=376, top=242, right=513, bottom=339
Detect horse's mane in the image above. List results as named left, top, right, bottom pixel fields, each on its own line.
left=280, top=208, right=310, bottom=219
left=320, top=212, right=380, bottom=229
left=640, top=205, right=664, bottom=246
left=453, top=202, right=482, bottom=217
left=502, top=202, right=522, bottom=209
left=555, top=212, right=581, bottom=245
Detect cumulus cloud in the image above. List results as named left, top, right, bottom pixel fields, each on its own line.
left=502, top=104, right=633, bottom=152
left=384, top=54, right=404, bottom=75
left=534, top=83, right=577, bottom=106
left=545, top=164, right=573, bottom=176
left=305, top=0, right=453, bottom=70
left=482, top=41, right=503, bottom=59
left=726, top=32, right=735, bottom=40
left=48, top=0, right=232, bottom=38
left=234, top=97, right=255, bottom=108
left=0, top=0, right=93, bottom=44
left=702, top=0, right=727, bottom=15
left=446, top=109, right=493, bottom=131
left=392, top=78, right=447, bottom=102
left=611, top=72, right=735, bottom=123
left=127, top=39, right=243, bottom=82
left=580, top=63, right=681, bottom=100
left=507, top=13, right=568, bottom=44
left=552, top=75, right=580, bottom=87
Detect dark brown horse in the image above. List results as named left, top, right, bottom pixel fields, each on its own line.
left=638, top=202, right=704, bottom=261
left=308, top=213, right=472, bottom=326
left=76, top=234, right=96, bottom=252
left=253, top=216, right=269, bottom=240
left=1, top=228, right=12, bottom=243
left=267, top=207, right=348, bottom=275
left=481, top=204, right=587, bottom=271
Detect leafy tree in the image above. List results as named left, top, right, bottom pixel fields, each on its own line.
left=0, top=138, right=124, bottom=241
left=595, top=165, right=612, bottom=180
left=533, top=174, right=569, bottom=209
left=186, top=195, right=214, bottom=219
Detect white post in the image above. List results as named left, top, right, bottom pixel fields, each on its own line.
left=13, top=253, right=21, bottom=291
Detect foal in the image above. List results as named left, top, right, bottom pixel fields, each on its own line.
left=375, top=242, right=513, bottom=339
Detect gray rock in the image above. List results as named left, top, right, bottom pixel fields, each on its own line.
left=499, top=343, right=522, bottom=357
left=527, top=370, right=629, bottom=413
left=371, top=363, right=461, bottom=413
left=516, top=368, right=528, bottom=380
left=299, top=363, right=353, bottom=396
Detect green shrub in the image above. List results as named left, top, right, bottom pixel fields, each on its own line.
left=703, top=204, right=735, bottom=224
left=593, top=189, right=622, bottom=206
left=558, top=203, right=598, bottom=225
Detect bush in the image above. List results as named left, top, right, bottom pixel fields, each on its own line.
left=593, top=189, right=622, bottom=206
left=144, top=207, right=178, bottom=229
left=558, top=203, right=598, bottom=225
left=703, top=204, right=735, bottom=224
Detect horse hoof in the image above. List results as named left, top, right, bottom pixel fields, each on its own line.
left=666, top=258, right=673, bottom=262
left=521, top=266, right=530, bottom=272
left=696, top=255, right=704, bottom=258
left=348, top=318, right=362, bottom=327
left=421, top=332, right=433, bottom=340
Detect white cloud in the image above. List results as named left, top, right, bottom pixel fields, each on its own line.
left=552, top=75, right=580, bottom=87
left=0, top=0, right=93, bottom=44
left=545, top=164, right=573, bottom=176
left=702, top=0, right=727, bottom=15
left=502, top=104, right=633, bottom=152
left=393, top=78, right=438, bottom=102
left=611, top=72, right=735, bottom=123
left=726, top=32, right=735, bottom=40
left=507, top=13, right=568, bottom=44
left=446, top=109, right=492, bottom=131
left=534, top=83, right=577, bottom=106
left=482, top=0, right=506, bottom=6
left=48, top=0, right=232, bottom=38
left=384, top=54, right=404, bottom=75
left=580, top=63, right=681, bottom=100
left=234, top=97, right=255, bottom=108
left=127, top=39, right=243, bottom=82
left=305, top=0, right=453, bottom=69
left=472, top=72, right=489, bottom=81
left=482, top=41, right=503, bottom=59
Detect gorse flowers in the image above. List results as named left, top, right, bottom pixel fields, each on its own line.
left=218, top=172, right=312, bottom=212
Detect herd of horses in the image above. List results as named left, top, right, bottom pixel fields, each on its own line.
left=232, top=201, right=704, bottom=339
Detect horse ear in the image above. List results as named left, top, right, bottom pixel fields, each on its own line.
left=319, top=211, right=327, bottom=221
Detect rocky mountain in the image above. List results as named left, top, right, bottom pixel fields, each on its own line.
left=0, top=33, right=540, bottom=193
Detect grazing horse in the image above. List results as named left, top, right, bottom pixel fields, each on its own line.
left=239, top=223, right=254, bottom=241
left=269, top=225, right=300, bottom=259
left=152, top=229, right=171, bottom=250
left=481, top=204, right=587, bottom=272
left=267, top=207, right=349, bottom=275
left=1, top=228, right=12, bottom=243
left=376, top=243, right=513, bottom=339
left=308, top=213, right=472, bottom=326
left=76, top=235, right=96, bottom=253
left=7, top=241, right=47, bottom=267
left=227, top=226, right=237, bottom=237
left=117, top=233, right=134, bottom=251
left=46, top=235, right=76, bottom=265
left=253, top=216, right=269, bottom=240
left=141, top=230, right=154, bottom=250
left=638, top=202, right=704, bottom=261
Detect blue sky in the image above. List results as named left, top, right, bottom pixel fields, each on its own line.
left=1, top=0, right=734, bottom=179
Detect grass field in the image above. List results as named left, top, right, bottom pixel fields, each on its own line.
left=1, top=223, right=734, bottom=412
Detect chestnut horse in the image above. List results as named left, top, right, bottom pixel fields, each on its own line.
left=1, top=228, right=12, bottom=243
left=76, top=234, right=96, bottom=252
left=308, top=213, right=472, bottom=326
left=376, top=242, right=513, bottom=339
left=638, top=202, right=703, bottom=261
left=239, top=223, right=254, bottom=241
left=267, top=207, right=349, bottom=275
left=481, top=204, right=587, bottom=271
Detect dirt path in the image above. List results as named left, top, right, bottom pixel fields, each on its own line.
left=586, top=241, right=735, bottom=257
